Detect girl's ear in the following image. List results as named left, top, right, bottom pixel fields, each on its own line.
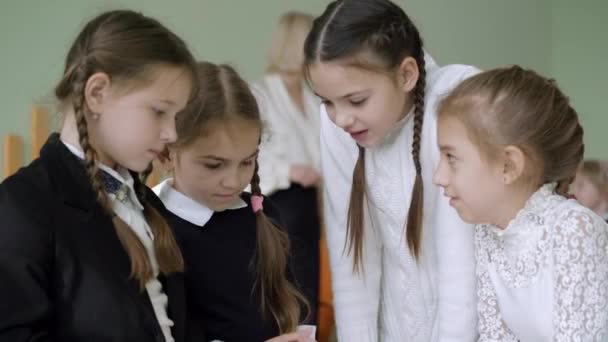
left=84, top=72, right=112, bottom=115
left=501, top=145, right=527, bottom=185
left=397, top=56, right=420, bottom=93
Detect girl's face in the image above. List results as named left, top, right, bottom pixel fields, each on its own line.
left=571, top=174, right=604, bottom=213
left=307, top=59, right=416, bottom=148
left=433, top=115, right=508, bottom=225
left=172, top=118, right=260, bottom=211
left=86, top=65, right=192, bottom=172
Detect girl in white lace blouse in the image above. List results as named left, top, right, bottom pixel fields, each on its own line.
left=433, top=66, right=608, bottom=342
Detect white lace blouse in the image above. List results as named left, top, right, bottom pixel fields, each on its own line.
left=476, top=183, right=608, bottom=342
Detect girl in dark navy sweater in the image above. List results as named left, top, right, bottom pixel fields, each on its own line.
left=154, top=62, right=314, bottom=342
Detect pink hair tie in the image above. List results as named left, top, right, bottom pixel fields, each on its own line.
left=251, top=195, right=264, bottom=213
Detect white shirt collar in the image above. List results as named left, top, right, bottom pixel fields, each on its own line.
left=62, top=139, right=144, bottom=210
left=153, top=178, right=247, bottom=227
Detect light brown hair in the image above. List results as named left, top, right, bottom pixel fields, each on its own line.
left=54, top=10, right=199, bottom=289
left=438, top=65, right=584, bottom=196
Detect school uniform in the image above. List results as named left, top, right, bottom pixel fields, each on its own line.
left=154, top=179, right=289, bottom=342
left=0, top=133, right=185, bottom=342
left=251, top=74, right=321, bottom=319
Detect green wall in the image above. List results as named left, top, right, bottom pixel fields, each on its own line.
left=1, top=0, right=604, bottom=177
left=551, top=0, right=608, bottom=159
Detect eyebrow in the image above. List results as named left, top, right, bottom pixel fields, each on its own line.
left=314, top=90, right=369, bottom=100
left=198, top=150, right=259, bottom=162
left=158, top=99, right=176, bottom=105
left=438, top=144, right=456, bottom=153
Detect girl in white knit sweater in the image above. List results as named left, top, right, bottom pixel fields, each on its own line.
left=303, top=0, right=479, bottom=340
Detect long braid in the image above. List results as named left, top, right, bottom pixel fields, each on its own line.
left=70, top=62, right=158, bottom=288
left=72, top=68, right=107, bottom=210
left=346, top=146, right=366, bottom=273
left=405, top=40, right=427, bottom=260
left=53, top=9, right=194, bottom=291
left=137, top=163, right=184, bottom=275
left=250, top=159, right=308, bottom=333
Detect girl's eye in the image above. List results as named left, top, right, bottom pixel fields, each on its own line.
left=203, top=163, right=221, bottom=170
left=241, top=159, right=255, bottom=167
left=152, top=108, right=166, bottom=116
left=349, top=98, right=367, bottom=106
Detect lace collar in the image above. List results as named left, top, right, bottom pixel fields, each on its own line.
left=488, top=183, right=558, bottom=238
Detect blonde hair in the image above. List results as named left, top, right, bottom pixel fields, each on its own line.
left=266, top=11, right=314, bottom=74
left=438, top=65, right=584, bottom=196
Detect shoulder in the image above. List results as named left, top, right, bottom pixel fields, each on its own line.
left=0, top=159, right=56, bottom=258
left=419, top=64, right=481, bottom=162
left=240, top=191, right=284, bottom=229
left=552, top=200, right=608, bottom=243
left=425, top=64, right=481, bottom=98
left=418, top=64, right=481, bottom=129
left=250, top=74, right=278, bottom=99
left=0, top=158, right=56, bottom=220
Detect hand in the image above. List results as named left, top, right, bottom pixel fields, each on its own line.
left=289, top=165, right=321, bottom=188
left=265, top=330, right=316, bottom=342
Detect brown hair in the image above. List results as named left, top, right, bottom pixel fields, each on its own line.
left=578, top=160, right=608, bottom=199
left=303, top=0, right=427, bottom=267
left=172, top=61, right=308, bottom=332
left=54, top=10, right=198, bottom=288
left=438, top=65, right=584, bottom=196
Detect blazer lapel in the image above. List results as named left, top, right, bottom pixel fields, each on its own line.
left=41, top=134, right=168, bottom=341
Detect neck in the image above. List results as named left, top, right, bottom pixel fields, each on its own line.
left=172, top=174, right=210, bottom=209
left=399, top=97, right=416, bottom=121
left=60, top=110, right=81, bottom=148
left=60, top=108, right=117, bottom=169
left=494, top=185, right=538, bottom=229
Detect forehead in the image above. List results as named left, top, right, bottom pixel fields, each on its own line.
left=184, top=119, right=260, bottom=158
left=307, top=60, right=394, bottom=98
left=113, top=65, right=192, bottom=105
left=437, top=115, right=483, bottom=153
left=437, top=115, right=469, bottom=141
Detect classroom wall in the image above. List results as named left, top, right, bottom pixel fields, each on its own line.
left=551, top=0, right=607, bottom=159
left=1, top=0, right=604, bottom=177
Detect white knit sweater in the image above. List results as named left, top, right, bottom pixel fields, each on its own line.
left=321, top=64, right=479, bottom=342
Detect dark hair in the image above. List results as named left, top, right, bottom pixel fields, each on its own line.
left=172, top=61, right=308, bottom=332
left=438, top=65, right=584, bottom=196
left=54, top=10, right=199, bottom=288
left=304, top=0, right=427, bottom=268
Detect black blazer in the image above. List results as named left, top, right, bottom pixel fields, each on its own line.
left=0, top=134, right=185, bottom=342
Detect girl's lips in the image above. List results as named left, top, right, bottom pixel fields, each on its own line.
left=348, top=129, right=369, bottom=141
